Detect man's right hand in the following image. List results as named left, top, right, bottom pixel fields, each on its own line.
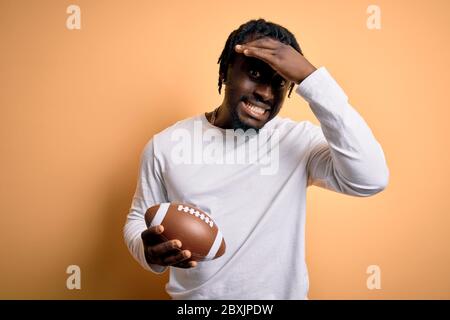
left=141, top=225, right=197, bottom=269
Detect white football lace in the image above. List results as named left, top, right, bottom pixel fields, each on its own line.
left=177, top=205, right=214, bottom=228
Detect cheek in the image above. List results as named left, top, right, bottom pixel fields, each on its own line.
left=278, top=95, right=287, bottom=106
left=271, top=94, right=287, bottom=114
left=225, top=78, right=254, bottom=98
left=280, top=86, right=291, bottom=102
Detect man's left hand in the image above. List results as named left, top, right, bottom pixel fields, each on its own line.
left=235, top=37, right=317, bottom=85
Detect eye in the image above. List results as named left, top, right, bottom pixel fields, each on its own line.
left=274, top=78, right=287, bottom=88
left=248, top=69, right=261, bottom=79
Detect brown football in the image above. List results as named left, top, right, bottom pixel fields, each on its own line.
left=144, top=203, right=226, bottom=261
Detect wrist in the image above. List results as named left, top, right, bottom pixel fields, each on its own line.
left=296, top=65, right=317, bottom=85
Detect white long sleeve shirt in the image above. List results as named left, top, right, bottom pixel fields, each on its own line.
left=123, top=67, right=389, bottom=299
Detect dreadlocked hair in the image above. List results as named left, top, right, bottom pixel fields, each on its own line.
left=217, top=18, right=303, bottom=98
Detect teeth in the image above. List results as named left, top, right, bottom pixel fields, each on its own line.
left=245, top=102, right=266, bottom=115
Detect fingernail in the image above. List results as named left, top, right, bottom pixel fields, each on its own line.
left=190, top=261, right=197, bottom=267
left=183, top=250, right=191, bottom=258
left=175, top=240, right=182, bottom=248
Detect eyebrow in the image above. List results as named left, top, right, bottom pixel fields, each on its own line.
left=245, top=57, right=270, bottom=70
left=244, top=57, right=288, bottom=82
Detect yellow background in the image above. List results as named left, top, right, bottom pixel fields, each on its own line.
left=0, top=0, right=449, bottom=299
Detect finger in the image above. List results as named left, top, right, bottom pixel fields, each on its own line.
left=173, top=259, right=198, bottom=269
left=239, top=37, right=279, bottom=49
left=235, top=44, right=276, bottom=53
left=141, top=225, right=165, bottom=245
left=150, top=239, right=182, bottom=257
left=162, top=250, right=192, bottom=266
left=143, top=225, right=164, bottom=237
left=239, top=47, right=277, bottom=66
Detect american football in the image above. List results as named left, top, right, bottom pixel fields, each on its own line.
left=144, top=203, right=226, bottom=261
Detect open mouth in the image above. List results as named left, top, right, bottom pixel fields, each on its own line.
left=240, top=100, right=270, bottom=122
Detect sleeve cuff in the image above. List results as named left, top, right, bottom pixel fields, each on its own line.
left=139, top=236, right=168, bottom=274
left=149, top=263, right=167, bottom=274
left=295, top=66, right=348, bottom=103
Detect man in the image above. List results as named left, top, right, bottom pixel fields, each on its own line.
left=123, top=18, right=389, bottom=299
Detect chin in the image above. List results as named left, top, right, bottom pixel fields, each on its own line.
left=231, top=116, right=260, bottom=132
left=238, top=121, right=264, bottom=133
left=231, top=107, right=265, bottom=133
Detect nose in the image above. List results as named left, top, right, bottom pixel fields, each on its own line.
left=254, top=83, right=274, bottom=105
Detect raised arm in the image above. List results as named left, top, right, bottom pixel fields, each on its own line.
left=235, top=37, right=389, bottom=196
left=299, top=68, right=389, bottom=196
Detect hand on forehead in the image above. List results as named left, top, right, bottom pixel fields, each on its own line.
left=237, top=47, right=284, bottom=81
left=234, top=36, right=284, bottom=77
left=240, top=36, right=280, bottom=48
left=234, top=34, right=314, bottom=85
left=237, top=38, right=281, bottom=72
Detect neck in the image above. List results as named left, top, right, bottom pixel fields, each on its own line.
left=208, top=104, right=232, bottom=129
